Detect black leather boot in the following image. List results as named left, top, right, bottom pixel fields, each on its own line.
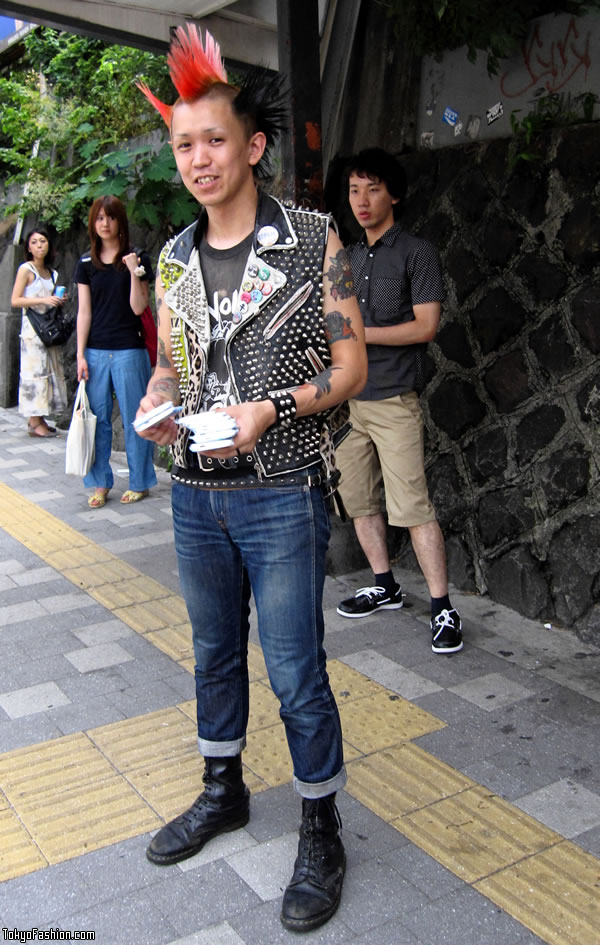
left=146, top=755, right=250, bottom=865
left=280, top=793, right=346, bottom=932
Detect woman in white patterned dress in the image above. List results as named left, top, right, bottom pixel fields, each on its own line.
left=11, top=228, right=68, bottom=437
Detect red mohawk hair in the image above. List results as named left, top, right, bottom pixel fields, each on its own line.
left=136, top=24, right=229, bottom=127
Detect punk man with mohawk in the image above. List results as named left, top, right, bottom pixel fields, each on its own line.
left=135, top=25, right=367, bottom=932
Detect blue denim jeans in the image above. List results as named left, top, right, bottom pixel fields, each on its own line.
left=83, top=347, right=157, bottom=492
left=172, top=480, right=346, bottom=798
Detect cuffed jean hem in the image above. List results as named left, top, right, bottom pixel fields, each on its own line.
left=294, top=765, right=347, bottom=799
left=197, top=735, right=247, bottom=757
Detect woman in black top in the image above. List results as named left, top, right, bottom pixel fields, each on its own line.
left=75, top=196, right=157, bottom=508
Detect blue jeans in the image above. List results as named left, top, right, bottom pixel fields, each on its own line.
left=172, top=480, right=346, bottom=798
left=83, top=347, right=157, bottom=492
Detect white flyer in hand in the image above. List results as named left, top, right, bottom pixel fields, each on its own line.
left=133, top=401, right=182, bottom=432
left=177, top=411, right=239, bottom=451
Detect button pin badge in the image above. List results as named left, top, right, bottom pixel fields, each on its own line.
left=257, top=225, right=279, bottom=247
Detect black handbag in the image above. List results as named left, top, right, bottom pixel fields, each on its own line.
left=26, top=268, right=74, bottom=347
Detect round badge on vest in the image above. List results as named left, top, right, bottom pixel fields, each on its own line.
left=257, top=225, right=279, bottom=247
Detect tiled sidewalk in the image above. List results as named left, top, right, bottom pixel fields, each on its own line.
left=0, top=404, right=599, bottom=945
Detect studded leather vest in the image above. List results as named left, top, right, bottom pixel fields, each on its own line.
left=159, top=191, right=349, bottom=481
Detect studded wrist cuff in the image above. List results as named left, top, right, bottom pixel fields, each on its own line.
left=267, top=393, right=297, bottom=428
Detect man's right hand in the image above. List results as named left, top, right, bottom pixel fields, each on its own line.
left=135, top=393, right=179, bottom=445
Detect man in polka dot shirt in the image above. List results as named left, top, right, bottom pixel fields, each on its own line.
left=335, top=147, right=463, bottom=655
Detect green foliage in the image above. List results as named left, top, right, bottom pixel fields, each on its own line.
left=509, top=89, right=599, bottom=167
left=1, top=28, right=198, bottom=233
left=384, top=0, right=600, bottom=74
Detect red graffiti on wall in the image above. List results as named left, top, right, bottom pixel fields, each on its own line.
left=500, top=17, right=591, bottom=98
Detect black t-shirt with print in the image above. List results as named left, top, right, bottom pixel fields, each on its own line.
left=74, top=250, right=153, bottom=350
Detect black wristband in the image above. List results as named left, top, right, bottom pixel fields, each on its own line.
left=267, top=393, right=297, bottom=428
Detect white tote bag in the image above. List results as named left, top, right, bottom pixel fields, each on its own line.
left=65, top=380, right=97, bottom=476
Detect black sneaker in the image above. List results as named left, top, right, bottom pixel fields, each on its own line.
left=336, top=585, right=403, bottom=618
left=431, top=608, right=463, bottom=654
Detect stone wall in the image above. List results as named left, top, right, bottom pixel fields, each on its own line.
left=387, top=123, right=600, bottom=644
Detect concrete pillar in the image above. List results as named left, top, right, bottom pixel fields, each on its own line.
left=0, top=244, right=21, bottom=408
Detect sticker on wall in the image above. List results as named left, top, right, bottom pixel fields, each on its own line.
left=465, top=115, right=481, bottom=139
left=425, top=83, right=440, bottom=116
left=486, top=101, right=504, bottom=124
left=454, top=121, right=463, bottom=137
left=420, top=131, right=435, bottom=149
left=442, top=106, right=459, bottom=127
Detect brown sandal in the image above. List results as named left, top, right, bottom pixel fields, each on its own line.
left=27, top=422, right=58, bottom=438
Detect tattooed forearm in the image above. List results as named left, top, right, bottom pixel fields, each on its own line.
left=308, top=366, right=341, bottom=401
left=156, top=296, right=163, bottom=328
left=150, top=376, right=180, bottom=401
left=325, top=249, right=354, bottom=301
left=157, top=337, right=172, bottom=369
left=324, top=310, right=357, bottom=343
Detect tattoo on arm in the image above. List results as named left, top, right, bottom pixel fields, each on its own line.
left=150, top=376, right=180, bottom=399
left=325, top=249, right=354, bottom=301
left=157, top=337, right=172, bottom=369
left=156, top=296, right=163, bottom=328
left=308, top=366, right=341, bottom=400
left=324, top=310, right=357, bottom=343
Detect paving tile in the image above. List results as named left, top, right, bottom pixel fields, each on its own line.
left=65, top=642, right=135, bottom=673
left=400, top=884, right=535, bottom=945
left=176, top=827, right=258, bottom=873
left=47, top=697, right=126, bottom=735
left=0, top=681, right=71, bottom=719
left=0, top=860, right=98, bottom=925
left=350, top=922, right=420, bottom=945
left=0, top=714, right=64, bottom=752
left=11, top=655, right=79, bottom=689
left=461, top=758, right=532, bottom=801
left=449, top=672, right=535, bottom=711
left=340, top=648, right=443, bottom=699
left=340, top=855, right=428, bottom=935
left=59, top=887, right=180, bottom=945
left=166, top=926, right=246, bottom=945
left=12, top=468, right=49, bottom=480
left=383, top=843, right=464, bottom=900
left=513, top=778, right=600, bottom=838
left=11, top=566, right=62, bottom=586
left=73, top=833, right=166, bottom=898
left=39, top=591, right=99, bottom=615
left=21, top=489, right=66, bottom=502
left=0, top=558, right=25, bottom=575
left=0, top=600, right=47, bottom=628
left=147, top=863, right=263, bottom=937
left=226, top=831, right=298, bottom=900
left=72, top=618, right=135, bottom=646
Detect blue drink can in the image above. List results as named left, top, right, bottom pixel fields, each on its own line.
left=55, top=285, right=66, bottom=299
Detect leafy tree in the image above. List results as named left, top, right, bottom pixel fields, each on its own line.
left=384, top=0, right=600, bottom=74
left=0, top=28, right=198, bottom=233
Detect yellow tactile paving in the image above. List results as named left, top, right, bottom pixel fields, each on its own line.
left=339, top=690, right=445, bottom=753
left=146, top=622, right=194, bottom=662
left=248, top=681, right=282, bottom=731
left=475, top=840, right=600, bottom=945
left=0, top=733, right=161, bottom=865
left=90, top=575, right=172, bottom=609
left=45, top=544, right=116, bottom=569
left=62, top=559, right=141, bottom=589
left=394, top=784, right=563, bottom=883
left=16, top=776, right=161, bottom=863
left=113, top=595, right=190, bottom=632
left=346, top=743, right=475, bottom=821
left=89, top=707, right=197, bottom=773
left=0, top=809, right=47, bottom=882
left=327, top=659, right=384, bottom=703
left=248, top=641, right=268, bottom=681
left=245, top=726, right=293, bottom=787
left=2, top=480, right=600, bottom=945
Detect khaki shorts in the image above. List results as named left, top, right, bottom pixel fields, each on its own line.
left=336, top=393, right=436, bottom=527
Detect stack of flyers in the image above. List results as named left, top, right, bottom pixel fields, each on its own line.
left=133, top=401, right=182, bottom=432
left=177, top=411, right=239, bottom=452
